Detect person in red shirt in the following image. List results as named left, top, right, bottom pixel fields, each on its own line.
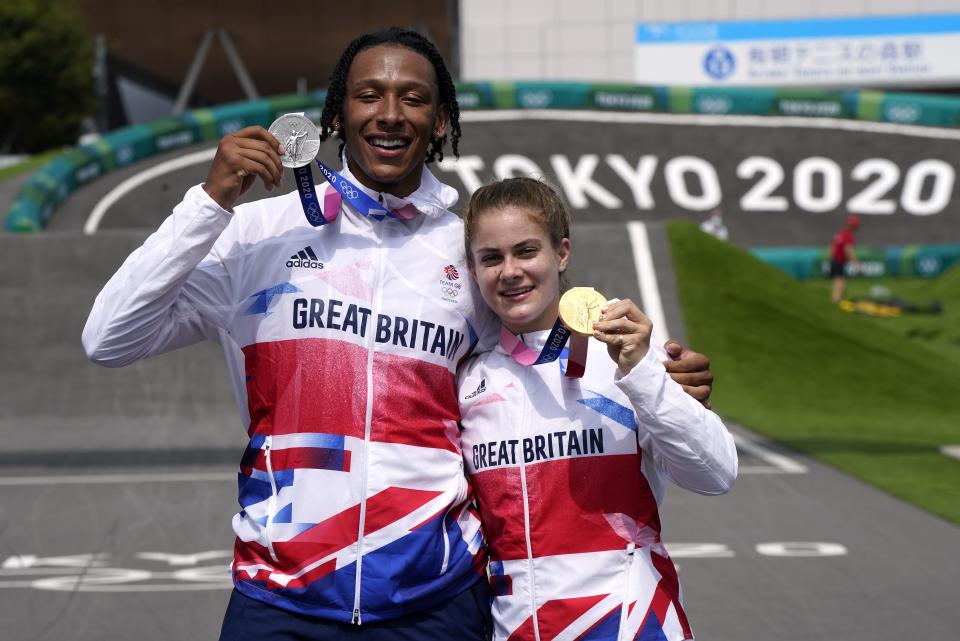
left=830, top=215, right=861, bottom=303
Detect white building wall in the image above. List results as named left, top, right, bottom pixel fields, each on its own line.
left=460, top=0, right=960, bottom=81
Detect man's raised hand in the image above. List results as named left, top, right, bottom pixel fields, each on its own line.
left=203, top=127, right=284, bottom=210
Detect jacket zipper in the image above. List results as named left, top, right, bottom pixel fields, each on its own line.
left=352, top=233, right=383, bottom=625
left=439, top=506, right=452, bottom=577
left=617, top=542, right=637, bottom=640
left=518, top=366, right=541, bottom=641
left=263, top=435, right=280, bottom=563
left=439, top=460, right=466, bottom=576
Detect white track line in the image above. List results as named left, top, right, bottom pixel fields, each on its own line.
left=83, top=147, right=217, bottom=234
left=0, top=471, right=235, bottom=486
left=732, top=433, right=808, bottom=474
left=940, top=445, right=960, bottom=461
left=738, top=466, right=801, bottom=475
left=626, top=221, right=669, bottom=339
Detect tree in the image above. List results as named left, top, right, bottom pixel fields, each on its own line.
left=0, top=0, right=96, bottom=153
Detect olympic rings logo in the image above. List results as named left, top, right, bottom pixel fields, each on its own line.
left=520, top=90, right=552, bottom=108
left=342, top=186, right=359, bottom=199
left=442, top=287, right=459, bottom=297
left=885, top=103, right=920, bottom=123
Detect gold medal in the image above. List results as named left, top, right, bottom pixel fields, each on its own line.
left=558, top=287, right=608, bottom=336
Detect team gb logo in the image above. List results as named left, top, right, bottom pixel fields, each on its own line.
left=440, top=265, right=462, bottom=303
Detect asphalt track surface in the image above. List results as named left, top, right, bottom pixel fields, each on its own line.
left=2, top=134, right=959, bottom=640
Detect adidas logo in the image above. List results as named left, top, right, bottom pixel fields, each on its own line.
left=286, top=245, right=325, bottom=269
left=464, top=378, right=486, bottom=399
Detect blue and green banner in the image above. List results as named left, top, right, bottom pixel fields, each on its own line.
left=634, top=15, right=960, bottom=88
left=752, top=244, right=960, bottom=279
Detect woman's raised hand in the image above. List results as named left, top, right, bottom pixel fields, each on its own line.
left=592, top=298, right=652, bottom=375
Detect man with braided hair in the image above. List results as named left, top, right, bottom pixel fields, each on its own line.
left=318, top=29, right=462, bottom=166
left=83, top=27, right=715, bottom=639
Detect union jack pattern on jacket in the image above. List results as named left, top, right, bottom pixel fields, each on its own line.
left=83, top=165, right=495, bottom=623
left=458, top=329, right=738, bottom=641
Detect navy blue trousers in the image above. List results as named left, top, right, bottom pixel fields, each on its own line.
left=218, top=579, right=492, bottom=641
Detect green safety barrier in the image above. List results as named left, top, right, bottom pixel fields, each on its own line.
left=858, top=91, right=960, bottom=127
left=772, top=88, right=856, bottom=119
left=690, top=87, right=778, bottom=115
left=590, top=84, right=666, bottom=111
left=752, top=244, right=960, bottom=279
left=3, top=90, right=327, bottom=231
left=751, top=247, right=825, bottom=279
left=146, top=116, right=199, bottom=153
left=4, top=196, right=47, bottom=232
left=668, top=86, right=859, bottom=117
left=455, top=82, right=496, bottom=110
left=9, top=83, right=960, bottom=232
left=96, top=125, right=155, bottom=169
left=205, top=100, right=273, bottom=137
left=266, top=92, right=328, bottom=124
left=512, top=82, right=594, bottom=109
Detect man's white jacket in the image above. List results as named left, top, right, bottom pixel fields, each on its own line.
left=83, top=164, right=494, bottom=623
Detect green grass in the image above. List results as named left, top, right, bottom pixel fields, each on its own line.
left=667, top=221, right=960, bottom=524
left=802, top=272, right=960, bottom=370
left=0, top=150, right=61, bottom=183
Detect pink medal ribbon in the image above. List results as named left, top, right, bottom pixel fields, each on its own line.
left=499, top=318, right=589, bottom=378
left=319, top=187, right=418, bottom=224
left=294, top=160, right=420, bottom=226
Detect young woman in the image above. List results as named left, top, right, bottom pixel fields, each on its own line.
left=459, top=177, right=738, bottom=641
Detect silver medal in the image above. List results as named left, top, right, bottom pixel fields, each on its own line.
left=268, top=113, right=321, bottom=168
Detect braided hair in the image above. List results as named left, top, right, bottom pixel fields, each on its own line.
left=320, top=27, right=461, bottom=163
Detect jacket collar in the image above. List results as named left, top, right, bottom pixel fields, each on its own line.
left=494, top=325, right=555, bottom=357
left=339, top=151, right=459, bottom=219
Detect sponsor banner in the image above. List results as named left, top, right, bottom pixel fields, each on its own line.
left=752, top=244, right=960, bottom=279
left=590, top=84, right=664, bottom=112
left=4, top=152, right=92, bottom=230
left=146, top=116, right=197, bottom=153
left=750, top=247, right=824, bottom=279
left=3, top=196, right=44, bottom=232
left=635, top=15, right=960, bottom=88
left=905, top=244, right=960, bottom=276
left=773, top=89, right=854, bottom=119
left=99, top=125, right=160, bottom=168
left=183, top=108, right=220, bottom=141
left=435, top=115, right=960, bottom=246
left=206, top=99, right=273, bottom=137
left=690, top=87, right=777, bottom=115
left=862, top=91, right=960, bottom=127
left=681, top=89, right=848, bottom=119
left=62, top=146, right=105, bottom=190
left=31, top=158, right=75, bottom=203
left=456, top=82, right=496, bottom=110
left=514, top=82, right=593, bottom=109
